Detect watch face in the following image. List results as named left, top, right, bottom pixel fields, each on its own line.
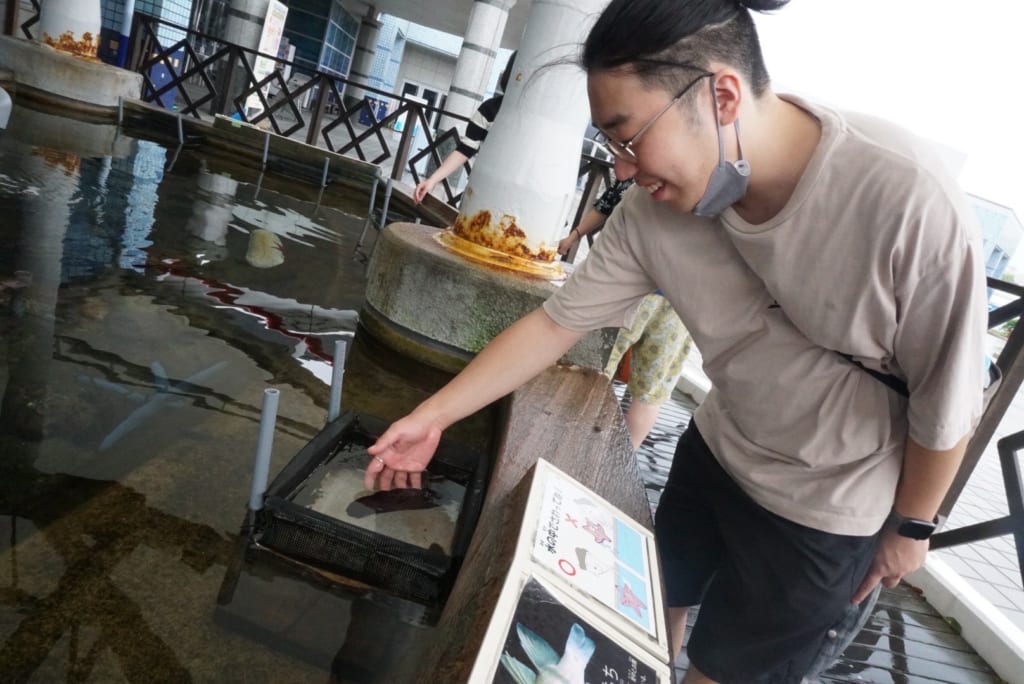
left=897, top=519, right=936, bottom=540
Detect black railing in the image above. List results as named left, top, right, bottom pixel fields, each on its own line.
left=932, top=277, right=1024, bottom=587
left=128, top=14, right=478, bottom=199
left=126, top=15, right=616, bottom=214
left=130, top=15, right=598, bottom=210
left=18, top=0, right=39, bottom=39
left=932, top=429, right=1024, bottom=587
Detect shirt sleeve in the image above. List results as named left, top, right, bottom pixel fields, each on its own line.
left=544, top=187, right=658, bottom=332
left=893, top=199, right=988, bottom=451
left=455, top=96, right=502, bottom=159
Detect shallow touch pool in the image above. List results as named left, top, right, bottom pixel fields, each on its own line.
left=0, top=104, right=453, bottom=682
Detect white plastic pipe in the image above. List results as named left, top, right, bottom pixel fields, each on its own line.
left=327, top=340, right=347, bottom=423
left=248, top=387, right=280, bottom=511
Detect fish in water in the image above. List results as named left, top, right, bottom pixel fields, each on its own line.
left=346, top=487, right=440, bottom=518
left=81, top=359, right=228, bottom=451
left=500, top=622, right=595, bottom=684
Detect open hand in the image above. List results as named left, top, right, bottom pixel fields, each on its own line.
left=412, top=179, right=436, bottom=204
left=364, top=413, right=443, bottom=490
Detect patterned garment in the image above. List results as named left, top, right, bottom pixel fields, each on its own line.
left=455, top=95, right=503, bottom=158
left=594, top=178, right=635, bottom=216
left=604, top=293, right=692, bottom=404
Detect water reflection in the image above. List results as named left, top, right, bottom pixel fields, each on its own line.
left=0, top=478, right=228, bottom=682
left=0, top=104, right=428, bottom=682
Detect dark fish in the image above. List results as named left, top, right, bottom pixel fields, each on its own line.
left=346, top=487, right=440, bottom=518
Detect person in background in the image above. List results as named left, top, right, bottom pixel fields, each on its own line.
left=366, top=1, right=988, bottom=681
left=559, top=178, right=693, bottom=451
left=412, top=52, right=517, bottom=204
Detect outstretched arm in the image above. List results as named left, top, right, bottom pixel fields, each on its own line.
left=413, top=150, right=470, bottom=203
left=364, top=307, right=585, bottom=489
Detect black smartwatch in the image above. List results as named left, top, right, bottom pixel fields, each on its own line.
left=887, top=511, right=938, bottom=540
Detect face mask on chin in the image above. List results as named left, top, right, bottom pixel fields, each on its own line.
left=692, top=81, right=751, bottom=218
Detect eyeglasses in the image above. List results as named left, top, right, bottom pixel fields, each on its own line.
left=598, top=72, right=712, bottom=163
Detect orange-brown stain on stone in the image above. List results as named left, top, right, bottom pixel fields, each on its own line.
left=454, top=209, right=556, bottom=263
left=43, top=31, right=100, bottom=61
left=34, top=147, right=81, bottom=175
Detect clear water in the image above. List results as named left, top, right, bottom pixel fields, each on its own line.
left=289, top=438, right=466, bottom=556
left=0, top=105, right=437, bottom=682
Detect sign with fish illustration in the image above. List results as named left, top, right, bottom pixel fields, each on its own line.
left=530, top=464, right=658, bottom=638
left=493, top=576, right=665, bottom=684
left=467, top=460, right=669, bottom=683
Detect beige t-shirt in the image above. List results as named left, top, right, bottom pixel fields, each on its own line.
left=543, top=96, right=987, bottom=535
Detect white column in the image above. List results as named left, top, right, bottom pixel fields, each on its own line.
left=38, top=0, right=101, bottom=59
left=346, top=6, right=382, bottom=104
left=451, top=0, right=606, bottom=265
left=439, top=0, right=516, bottom=133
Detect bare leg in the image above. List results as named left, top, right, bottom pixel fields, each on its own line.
left=669, top=606, right=689, bottom=663
left=625, top=398, right=662, bottom=450
left=670, top=606, right=719, bottom=683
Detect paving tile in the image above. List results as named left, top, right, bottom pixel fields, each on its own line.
left=934, top=552, right=983, bottom=580
left=995, top=565, right=1024, bottom=593
left=970, top=580, right=1017, bottom=610
left=947, top=543, right=989, bottom=565
left=965, top=557, right=1021, bottom=589
left=1002, top=608, right=1024, bottom=634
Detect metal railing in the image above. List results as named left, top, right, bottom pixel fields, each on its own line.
left=125, top=15, right=617, bottom=215
left=125, top=14, right=477, bottom=197
left=932, top=277, right=1024, bottom=586
left=127, top=15, right=562, bottom=208
left=932, top=428, right=1024, bottom=587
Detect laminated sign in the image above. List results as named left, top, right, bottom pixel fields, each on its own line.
left=469, top=459, right=671, bottom=684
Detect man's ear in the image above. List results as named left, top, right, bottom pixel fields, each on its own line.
left=713, top=71, right=742, bottom=126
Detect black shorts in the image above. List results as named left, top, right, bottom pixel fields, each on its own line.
left=655, top=422, right=881, bottom=684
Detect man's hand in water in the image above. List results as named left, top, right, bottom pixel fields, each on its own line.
left=364, top=413, right=442, bottom=490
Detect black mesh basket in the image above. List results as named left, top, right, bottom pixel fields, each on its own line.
left=251, top=412, right=489, bottom=607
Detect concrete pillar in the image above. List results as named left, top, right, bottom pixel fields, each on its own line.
left=38, top=0, right=101, bottom=59
left=439, top=0, right=516, bottom=133
left=345, top=5, right=382, bottom=106
left=449, top=0, right=604, bottom=271
left=224, top=0, right=271, bottom=50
